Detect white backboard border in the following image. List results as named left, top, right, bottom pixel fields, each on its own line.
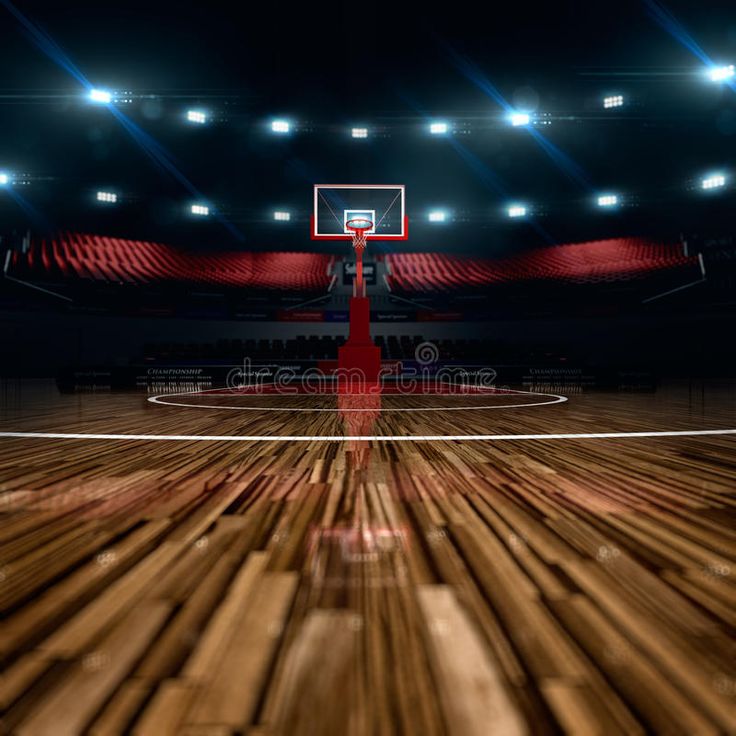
left=311, top=184, right=408, bottom=240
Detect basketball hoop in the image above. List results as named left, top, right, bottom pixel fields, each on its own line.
left=345, top=218, right=373, bottom=296
left=346, top=218, right=373, bottom=252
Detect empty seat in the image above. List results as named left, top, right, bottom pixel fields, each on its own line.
left=11, top=233, right=334, bottom=293
left=384, top=238, right=696, bottom=294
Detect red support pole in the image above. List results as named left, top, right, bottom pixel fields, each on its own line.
left=338, top=227, right=380, bottom=391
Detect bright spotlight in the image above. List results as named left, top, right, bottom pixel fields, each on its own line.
left=186, top=109, right=207, bottom=124
left=429, top=121, right=449, bottom=135
left=96, top=191, right=117, bottom=203
left=0, top=172, right=9, bottom=186
left=273, top=210, right=291, bottom=221
left=351, top=127, right=368, bottom=138
left=191, top=204, right=210, bottom=216
left=271, top=119, right=290, bottom=133
left=701, top=173, right=726, bottom=190
left=509, top=112, right=531, bottom=127
left=709, top=65, right=735, bottom=82
left=603, top=95, right=624, bottom=109
left=507, top=204, right=527, bottom=218
left=89, top=88, right=112, bottom=104
left=428, top=210, right=447, bottom=222
left=597, top=194, right=619, bottom=208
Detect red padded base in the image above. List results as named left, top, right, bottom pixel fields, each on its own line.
left=337, top=296, right=381, bottom=390
left=337, top=344, right=382, bottom=389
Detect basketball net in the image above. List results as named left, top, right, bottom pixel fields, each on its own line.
left=352, top=228, right=367, bottom=254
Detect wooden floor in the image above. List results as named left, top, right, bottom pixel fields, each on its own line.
left=0, top=381, right=735, bottom=734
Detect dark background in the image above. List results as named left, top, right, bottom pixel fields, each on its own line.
left=1, top=0, right=735, bottom=254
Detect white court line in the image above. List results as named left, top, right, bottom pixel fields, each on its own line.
left=147, top=386, right=568, bottom=412
left=0, top=429, right=735, bottom=442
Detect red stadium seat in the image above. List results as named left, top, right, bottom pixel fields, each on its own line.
left=384, top=238, right=697, bottom=293
left=10, top=233, right=696, bottom=296
left=12, top=233, right=335, bottom=292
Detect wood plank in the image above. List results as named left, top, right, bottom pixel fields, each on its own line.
left=183, top=572, right=299, bottom=729
left=418, top=585, right=527, bottom=736
left=17, top=601, right=172, bottom=735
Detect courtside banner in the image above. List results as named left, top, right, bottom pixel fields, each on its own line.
left=324, top=311, right=350, bottom=322
left=372, top=311, right=416, bottom=322
left=57, top=362, right=322, bottom=392
left=417, top=311, right=465, bottom=321
left=233, top=311, right=272, bottom=320
left=276, top=310, right=325, bottom=322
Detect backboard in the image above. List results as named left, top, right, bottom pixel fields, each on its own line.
left=311, top=184, right=407, bottom=240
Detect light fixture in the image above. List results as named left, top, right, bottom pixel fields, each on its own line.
left=271, top=119, right=290, bottom=133
left=509, top=112, right=531, bottom=127
left=597, top=194, right=619, bottom=208
left=603, top=95, right=624, bottom=108
left=89, top=88, right=112, bottom=104
left=701, top=173, right=726, bottom=190
left=507, top=204, right=527, bottom=218
left=709, top=65, right=735, bottom=82
left=186, top=110, right=207, bottom=124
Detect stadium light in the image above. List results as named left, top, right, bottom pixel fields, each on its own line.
left=351, top=127, right=368, bottom=138
left=597, top=194, right=619, bottom=208
left=186, top=109, right=207, bottom=124
left=507, top=204, right=527, bottom=218
left=429, top=121, right=449, bottom=135
left=273, top=210, right=291, bottom=221
left=271, top=119, right=290, bottom=134
left=509, top=112, right=531, bottom=127
left=428, top=210, right=447, bottom=222
left=96, top=191, right=117, bottom=203
left=89, top=88, right=112, bottom=104
left=701, top=173, right=726, bottom=190
left=603, top=95, right=624, bottom=109
left=0, top=172, right=9, bottom=186
left=709, top=65, right=735, bottom=82
left=191, top=203, right=210, bottom=216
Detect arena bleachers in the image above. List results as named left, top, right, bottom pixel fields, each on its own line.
left=8, top=233, right=335, bottom=291
left=7, top=234, right=699, bottom=297
left=383, top=238, right=697, bottom=293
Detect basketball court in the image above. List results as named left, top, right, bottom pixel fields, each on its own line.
left=2, top=1, right=736, bottom=732
left=2, top=374, right=735, bottom=733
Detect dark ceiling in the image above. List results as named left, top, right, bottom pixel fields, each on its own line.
left=0, top=0, right=735, bottom=254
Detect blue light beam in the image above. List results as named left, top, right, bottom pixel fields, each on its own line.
left=0, top=0, right=245, bottom=241
left=643, top=0, right=736, bottom=93
left=440, top=38, right=594, bottom=191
